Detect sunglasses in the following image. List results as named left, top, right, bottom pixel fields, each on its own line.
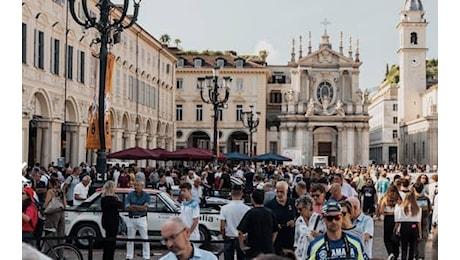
left=311, top=194, right=321, bottom=198
left=324, top=215, right=342, bottom=221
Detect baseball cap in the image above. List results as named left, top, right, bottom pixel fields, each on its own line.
left=322, top=200, right=342, bottom=215
left=23, top=186, right=35, bottom=199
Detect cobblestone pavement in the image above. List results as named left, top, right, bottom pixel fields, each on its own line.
left=78, top=219, right=435, bottom=260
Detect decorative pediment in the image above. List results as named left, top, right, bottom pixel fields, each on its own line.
left=297, top=47, right=353, bottom=66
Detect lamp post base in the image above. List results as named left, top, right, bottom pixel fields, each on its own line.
left=96, top=149, right=107, bottom=180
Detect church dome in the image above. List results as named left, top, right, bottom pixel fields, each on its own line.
left=404, top=0, right=423, bottom=11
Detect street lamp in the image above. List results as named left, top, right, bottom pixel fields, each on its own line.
left=241, top=105, right=260, bottom=157
left=69, top=0, right=141, bottom=176
left=198, top=67, right=232, bottom=165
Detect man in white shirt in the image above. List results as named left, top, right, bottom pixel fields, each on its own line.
left=191, top=177, right=204, bottom=206
left=73, top=176, right=91, bottom=206
left=347, top=197, right=374, bottom=259
left=219, top=184, right=251, bottom=260
left=179, top=182, right=200, bottom=242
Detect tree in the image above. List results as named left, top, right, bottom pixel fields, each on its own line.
left=159, top=34, right=171, bottom=46
left=174, top=38, right=182, bottom=48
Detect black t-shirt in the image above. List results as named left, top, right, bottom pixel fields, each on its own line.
left=237, top=207, right=278, bottom=259
left=264, top=197, right=297, bottom=252
left=220, top=173, right=232, bottom=190
left=156, top=182, right=172, bottom=194
left=361, top=185, right=377, bottom=202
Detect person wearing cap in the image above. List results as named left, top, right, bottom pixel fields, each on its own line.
left=306, top=200, right=368, bottom=260
left=22, top=186, right=39, bottom=245
left=219, top=184, right=251, bottom=260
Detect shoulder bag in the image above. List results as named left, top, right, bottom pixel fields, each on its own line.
left=44, top=195, right=64, bottom=214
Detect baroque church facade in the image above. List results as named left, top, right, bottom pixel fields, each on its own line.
left=276, top=31, right=370, bottom=167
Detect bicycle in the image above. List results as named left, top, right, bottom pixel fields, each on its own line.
left=37, top=225, right=83, bottom=260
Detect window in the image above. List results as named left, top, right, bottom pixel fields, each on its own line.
left=410, top=32, right=418, bottom=45
left=316, top=81, right=334, bottom=103
left=271, top=74, right=286, bottom=83
left=269, top=91, right=282, bottom=104
left=392, top=130, right=398, bottom=139
left=236, top=105, right=243, bottom=121
left=177, top=58, right=184, bottom=68
left=50, top=38, right=60, bottom=75
left=176, top=78, right=183, bottom=89
left=166, top=64, right=170, bottom=74
left=129, top=76, right=134, bottom=100
left=77, top=50, right=85, bottom=83
left=235, top=59, right=244, bottom=68
left=196, top=105, right=203, bottom=121
left=216, top=59, right=225, bottom=68
left=236, top=79, right=243, bottom=90
left=34, top=29, right=45, bottom=69
left=269, top=142, right=278, bottom=153
left=90, top=54, right=98, bottom=86
left=393, top=104, right=398, bottom=111
left=194, top=59, right=202, bottom=68
left=66, top=45, right=74, bottom=79
left=22, top=23, right=27, bottom=64
left=413, top=143, right=416, bottom=157
left=176, top=105, right=183, bottom=121
left=393, top=117, right=398, bottom=124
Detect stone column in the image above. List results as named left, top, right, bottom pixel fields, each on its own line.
left=305, top=126, right=314, bottom=166
left=111, top=128, right=124, bottom=152
left=280, top=124, right=289, bottom=151
left=356, top=126, right=362, bottom=165
left=361, top=126, right=370, bottom=166
left=337, top=126, right=343, bottom=167
left=66, top=123, right=79, bottom=167
left=346, top=124, right=355, bottom=165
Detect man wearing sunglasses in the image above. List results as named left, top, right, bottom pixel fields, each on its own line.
left=159, top=216, right=217, bottom=260
left=306, top=200, right=368, bottom=260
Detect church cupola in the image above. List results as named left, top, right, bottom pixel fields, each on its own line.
left=404, top=0, right=423, bottom=11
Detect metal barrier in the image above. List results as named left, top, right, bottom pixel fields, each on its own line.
left=25, top=235, right=226, bottom=260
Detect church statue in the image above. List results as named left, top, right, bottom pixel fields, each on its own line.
left=335, top=99, right=345, bottom=116
left=306, top=98, right=315, bottom=116
left=322, top=96, right=330, bottom=114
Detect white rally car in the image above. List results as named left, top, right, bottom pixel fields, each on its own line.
left=64, top=188, right=221, bottom=248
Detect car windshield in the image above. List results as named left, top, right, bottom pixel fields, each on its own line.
left=158, top=191, right=180, bottom=210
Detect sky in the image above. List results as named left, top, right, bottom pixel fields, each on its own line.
left=134, top=0, right=438, bottom=91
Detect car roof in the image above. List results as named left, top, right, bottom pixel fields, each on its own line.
left=96, top=187, right=162, bottom=195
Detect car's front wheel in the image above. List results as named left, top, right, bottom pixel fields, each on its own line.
left=198, top=224, right=211, bottom=249
left=72, top=222, right=102, bottom=249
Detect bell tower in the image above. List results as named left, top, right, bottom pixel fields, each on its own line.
left=397, top=0, right=428, bottom=123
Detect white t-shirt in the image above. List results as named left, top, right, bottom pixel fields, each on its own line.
left=218, top=200, right=251, bottom=237
left=180, top=199, right=200, bottom=241
left=73, top=182, right=89, bottom=206
left=394, top=204, right=422, bottom=223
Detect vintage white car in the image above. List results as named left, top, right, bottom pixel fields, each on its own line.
left=64, top=188, right=221, bottom=248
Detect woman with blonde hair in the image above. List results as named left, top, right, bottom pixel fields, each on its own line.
left=377, top=183, right=402, bottom=260
left=101, top=180, right=123, bottom=260
left=394, top=189, right=421, bottom=260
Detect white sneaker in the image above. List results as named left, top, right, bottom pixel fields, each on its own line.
left=387, top=253, right=395, bottom=260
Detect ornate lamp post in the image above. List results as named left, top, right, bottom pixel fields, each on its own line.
left=68, top=0, right=141, bottom=176
left=198, top=67, right=232, bottom=165
left=241, top=105, right=260, bottom=157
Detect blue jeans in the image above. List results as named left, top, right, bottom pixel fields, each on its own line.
left=224, top=237, right=245, bottom=260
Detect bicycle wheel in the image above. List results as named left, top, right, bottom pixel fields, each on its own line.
left=45, top=243, right=83, bottom=260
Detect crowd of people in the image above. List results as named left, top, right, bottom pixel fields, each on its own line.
left=22, top=161, right=438, bottom=260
